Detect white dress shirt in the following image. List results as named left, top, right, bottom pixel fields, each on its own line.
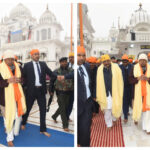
left=32, top=61, right=42, bottom=86
left=78, top=64, right=91, bottom=99
left=69, top=62, right=74, bottom=69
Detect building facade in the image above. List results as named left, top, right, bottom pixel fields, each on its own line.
left=0, top=3, right=70, bottom=69
left=92, top=3, right=150, bottom=58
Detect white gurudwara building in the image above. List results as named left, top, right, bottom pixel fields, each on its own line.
left=0, top=3, right=70, bottom=69
left=92, top=3, right=150, bottom=58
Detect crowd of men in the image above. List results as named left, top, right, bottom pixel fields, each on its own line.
left=0, top=49, right=74, bottom=147
left=77, top=45, right=150, bottom=147
left=1, top=45, right=150, bottom=147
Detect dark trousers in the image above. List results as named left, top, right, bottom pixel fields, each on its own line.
left=52, top=93, right=70, bottom=128
left=67, top=91, right=74, bottom=120
left=78, top=99, right=93, bottom=147
left=123, top=86, right=132, bottom=120
left=22, top=87, right=47, bottom=132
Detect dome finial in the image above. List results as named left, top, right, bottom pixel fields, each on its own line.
left=139, top=3, right=142, bottom=9
left=46, top=4, right=49, bottom=10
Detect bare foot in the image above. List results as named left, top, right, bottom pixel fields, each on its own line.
left=52, top=116, right=58, bottom=123
left=147, top=132, right=150, bottom=134
left=64, top=128, right=69, bottom=132
left=8, top=141, right=14, bottom=147
left=40, top=132, right=51, bottom=137
left=124, top=119, right=128, bottom=123
left=134, top=121, right=138, bottom=125
left=113, top=121, right=117, bottom=126
left=21, top=125, right=26, bottom=130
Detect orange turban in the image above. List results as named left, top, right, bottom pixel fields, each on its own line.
left=15, top=55, right=18, bottom=60
left=69, top=52, right=74, bottom=57
left=122, top=54, right=128, bottom=60
left=129, top=58, right=133, bottom=63
left=30, top=49, right=40, bottom=55
left=88, top=57, right=97, bottom=63
left=77, top=46, right=85, bottom=54
left=101, top=54, right=110, bottom=62
left=148, top=53, right=150, bottom=57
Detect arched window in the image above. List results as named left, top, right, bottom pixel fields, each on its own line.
left=41, top=29, right=47, bottom=40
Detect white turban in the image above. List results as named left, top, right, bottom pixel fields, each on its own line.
left=3, top=50, right=15, bottom=60
left=138, top=53, right=148, bottom=61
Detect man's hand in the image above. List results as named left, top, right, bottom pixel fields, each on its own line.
left=15, top=77, right=21, bottom=83
left=7, top=77, right=16, bottom=83
left=140, top=75, right=149, bottom=81
left=143, top=76, right=149, bottom=81
left=138, top=75, right=147, bottom=80
left=57, top=75, right=65, bottom=81
left=137, top=75, right=143, bottom=80
left=93, top=98, right=96, bottom=101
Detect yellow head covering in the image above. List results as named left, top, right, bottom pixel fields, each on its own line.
left=101, top=54, right=110, bottom=62
left=69, top=52, right=74, bottom=57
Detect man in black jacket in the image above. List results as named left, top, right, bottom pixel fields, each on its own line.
left=77, top=46, right=95, bottom=147
left=120, top=54, right=133, bottom=123
left=21, top=49, right=56, bottom=137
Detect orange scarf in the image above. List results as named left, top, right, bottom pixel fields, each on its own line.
left=140, top=65, right=150, bottom=112
left=6, top=63, right=23, bottom=116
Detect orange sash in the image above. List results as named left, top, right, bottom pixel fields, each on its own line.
left=6, top=63, right=23, bottom=116
left=140, top=65, right=150, bottom=112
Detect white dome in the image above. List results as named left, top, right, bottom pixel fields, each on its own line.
left=10, top=3, right=32, bottom=19
left=39, top=5, right=56, bottom=24
left=130, top=3, right=150, bottom=26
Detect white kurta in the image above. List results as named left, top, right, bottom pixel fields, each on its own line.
left=3, top=106, right=22, bottom=142
left=142, top=111, right=150, bottom=133
left=104, top=92, right=116, bottom=128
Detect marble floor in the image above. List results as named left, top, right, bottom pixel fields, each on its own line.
left=2, top=98, right=150, bottom=147
left=122, top=108, right=150, bottom=147
left=0, top=94, right=74, bottom=147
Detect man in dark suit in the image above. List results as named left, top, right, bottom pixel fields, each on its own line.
left=21, top=49, right=56, bottom=137
left=77, top=46, right=94, bottom=147
left=120, top=54, right=133, bottom=123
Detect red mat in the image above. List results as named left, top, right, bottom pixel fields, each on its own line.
left=90, top=111, right=125, bottom=147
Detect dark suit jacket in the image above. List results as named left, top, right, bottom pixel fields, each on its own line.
left=23, top=61, right=56, bottom=95
left=78, top=64, right=94, bottom=116
left=120, top=64, right=133, bottom=86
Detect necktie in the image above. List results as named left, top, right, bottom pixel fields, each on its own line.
left=79, top=66, right=87, bottom=101
left=36, top=62, right=41, bottom=78
left=79, top=66, right=86, bottom=77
